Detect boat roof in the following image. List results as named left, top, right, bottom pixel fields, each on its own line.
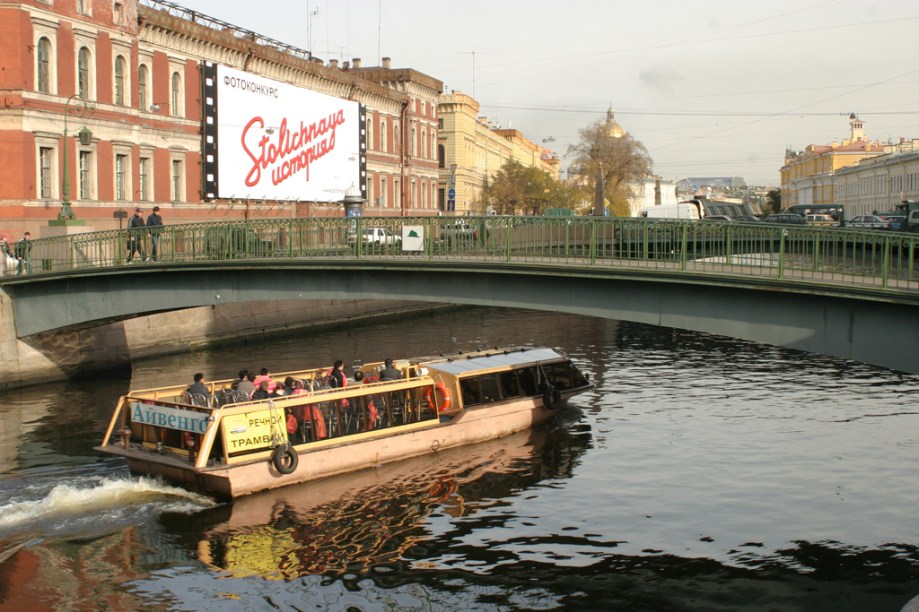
left=425, top=347, right=565, bottom=377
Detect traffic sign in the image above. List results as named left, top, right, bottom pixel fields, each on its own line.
left=448, top=188, right=456, bottom=199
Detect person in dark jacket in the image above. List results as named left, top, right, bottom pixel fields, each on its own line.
left=14, top=231, right=31, bottom=275
left=186, top=372, right=210, bottom=403
left=127, top=208, right=146, bottom=263
left=146, top=206, right=164, bottom=261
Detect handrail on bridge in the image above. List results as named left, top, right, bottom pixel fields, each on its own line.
left=2, top=216, right=918, bottom=296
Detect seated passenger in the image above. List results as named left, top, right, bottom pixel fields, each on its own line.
left=251, top=380, right=271, bottom=400
left=186, top=372, right=210, bottom=398
left=286, top=408, right=302, bottom=444
left=379, top=358, right=401, bottom=381
left=327, top=360, right=347, bottom=388
left=253, top=367, right=275, bottom=392
left=236, top=369, right=256, bottom=397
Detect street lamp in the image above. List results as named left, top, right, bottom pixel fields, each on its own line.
left=58, top=95, right=92, bottom=222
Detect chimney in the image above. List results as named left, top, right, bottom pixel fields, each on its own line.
left=382, top=56, right=391, bottom=68
left=342, top=60, right=350, bottom=70
left=329, top=59, right=339, bottom=69
left=352, top=57, right=361, bottom=69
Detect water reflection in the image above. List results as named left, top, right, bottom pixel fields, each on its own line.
left=185, top=425, right=588, bottom=580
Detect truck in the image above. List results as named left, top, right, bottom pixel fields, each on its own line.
left=639, top=199, right=705, bottom=220
left=893, top=200, right=919, bottom=233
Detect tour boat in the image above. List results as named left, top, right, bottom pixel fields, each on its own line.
left=95, top=346, right=592, bottom=500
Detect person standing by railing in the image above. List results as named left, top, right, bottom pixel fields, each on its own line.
left=14, top=232, right=31, bottom=275
left=127, top=208, right=147, bottom=263
left=146, top=206, right=164, bottom=262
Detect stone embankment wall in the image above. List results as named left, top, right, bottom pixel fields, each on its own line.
left=0, top=294, right=436, bottom=390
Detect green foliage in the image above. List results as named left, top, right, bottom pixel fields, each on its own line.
left=767, top=189, right=782, bottom=214
left=481, top=160, right=576, bottom=215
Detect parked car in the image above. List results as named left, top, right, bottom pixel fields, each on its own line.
left=702, top=215, right=732, bottom=222
left=764, top=213, right=806, bottom=225
left=440, top=222, right=478, bottom=244
left=349, top=227, right=402, bottom=248
left=878, top=213, right=905, bottom=231
left=846, top=215, right=891, bottom=230
left=805, top=213, right=835, bottom=226
left=734, top=215, right=762, bottom=223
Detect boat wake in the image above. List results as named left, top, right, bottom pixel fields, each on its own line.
left=0, top=475, right=216, bottom=543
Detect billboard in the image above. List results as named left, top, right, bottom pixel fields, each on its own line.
left=202, top=63, right=366, bottom=202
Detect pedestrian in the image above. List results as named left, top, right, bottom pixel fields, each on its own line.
left=146, top=205, right=164, bottom=262
left=127, top=208, right=146, bottom=263
left=14, top=231, right=31, bottom=275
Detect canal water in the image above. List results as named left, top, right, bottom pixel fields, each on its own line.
left=0, top=307, right=918, bottom=611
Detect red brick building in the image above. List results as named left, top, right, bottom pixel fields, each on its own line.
left=0, top=0, right=443, bottom=237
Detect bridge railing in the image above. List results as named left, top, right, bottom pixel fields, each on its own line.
left=6, top=216, right=919, bottom=294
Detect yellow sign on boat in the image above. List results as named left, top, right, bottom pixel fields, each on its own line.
left=223, top=406, right=286, bottom=453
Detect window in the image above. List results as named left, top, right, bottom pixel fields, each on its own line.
left=171, top=159, right=183, bottom=201
left=410, top=127, right=416, bottom=156
left=171, top=71, right=182, bottom=116
left=78, top=48, right=91, bottom=100
left=39, top=147, right=53, bottom=198
left=114, top=56, right=126, bottom=106
left=36, top=37, right=51, bottom=93
left=77, top=0, right=91, bottom=15
left=115, top=154, right=127, bottom=200
left=438, top=118, right=444, bottom=129
left=438, top=144, right=445, bottom=168
left=79, top=150, right=92, bottom=200
left=421, top=129, right=427, bottom=158
left=380, top=177, right=387, bottom=207
left=139, top=157, right=150, bottom=201
left=380, top=119, right=386, bottom=153
left=138, top=65, right=149, bottom=111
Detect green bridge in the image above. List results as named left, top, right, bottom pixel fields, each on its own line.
left=2, top=216, right=918, bottom=373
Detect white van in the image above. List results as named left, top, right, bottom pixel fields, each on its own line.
left=639, top=200, right=704, bottom=220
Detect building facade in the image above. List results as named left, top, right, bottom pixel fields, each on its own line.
left=436, top=92, right=559, bottom=215
left=0, top=0, right=443, bottom=238
left=780, top=115, right=885, bottom=209
left=832, top=140, right=919, bottom=216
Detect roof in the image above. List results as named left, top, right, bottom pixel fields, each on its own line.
left=426, top=347, right=565, bottom=376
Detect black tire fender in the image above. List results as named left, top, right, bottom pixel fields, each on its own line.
left=543, top=384, right=562, bottom=410
left=271, top=444, right=298, bottom=475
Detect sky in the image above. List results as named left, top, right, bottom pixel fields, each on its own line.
left=174, top=0, right=919, bottom=187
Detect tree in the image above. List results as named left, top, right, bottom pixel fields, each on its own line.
left=481, top=160, right=573, bottom=215
left=567, top=115, right=652, bottom=216
left=766, top=189, right=781, bottom=214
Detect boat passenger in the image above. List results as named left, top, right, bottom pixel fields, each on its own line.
left=272, top=381, right=287, bottom=397
left=251, top=380, right=271, bottom=400
left=236, top=370, right=256, bottom=397
left=285, top=408, right=302, bottom=444
left=379, top=358, right=402, bottom=381
left=186, top=372, right=210, bottom=398
left=253, top=368, right=275, bottom=392
left=327, top=360, right=347, bottom=388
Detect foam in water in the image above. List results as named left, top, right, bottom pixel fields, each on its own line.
left=0, top=475, right=216, bottom=537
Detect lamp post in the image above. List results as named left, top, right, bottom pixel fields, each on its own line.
left=55, top=95, right=91, bottom=224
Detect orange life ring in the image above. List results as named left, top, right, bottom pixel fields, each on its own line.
left=425, top=382, right=453, bottom=413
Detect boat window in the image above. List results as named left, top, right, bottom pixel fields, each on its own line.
left=460, top=378, right=482, bottom=406
left=544, top=362, right=588, bottom=390
left=517, top=367, right=539, bottom=396
left=499, top=370, right=521, bottom=398
left=479, top=375, right=500, bottom=403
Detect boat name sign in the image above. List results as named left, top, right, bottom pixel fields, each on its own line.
left=131, top=402, right=211, bottom=433
left=223, top=409, right=285, bottom=452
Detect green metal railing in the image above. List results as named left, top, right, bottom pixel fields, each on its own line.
left=5, top=216, right=919, bottom=295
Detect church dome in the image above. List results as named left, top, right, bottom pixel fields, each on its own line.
left=605, top=106, right=626, bottom=139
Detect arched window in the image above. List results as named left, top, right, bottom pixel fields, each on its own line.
left=380, top=119, right=387, bottom=153
left=421, top=129, right=427, bottom=159
left=114, top=56, right=126, bottom=105
left=171, top=71, right=181, bottom=116
left=78, top=47, right=91, bottom=100
left=138, top=65, right=149, bottom=111
left=36, top=37, right=51, bottom=93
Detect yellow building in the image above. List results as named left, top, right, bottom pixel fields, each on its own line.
left=437, top=92, right=558, bottom=215
left=780, top=115, right=885, bottom=207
